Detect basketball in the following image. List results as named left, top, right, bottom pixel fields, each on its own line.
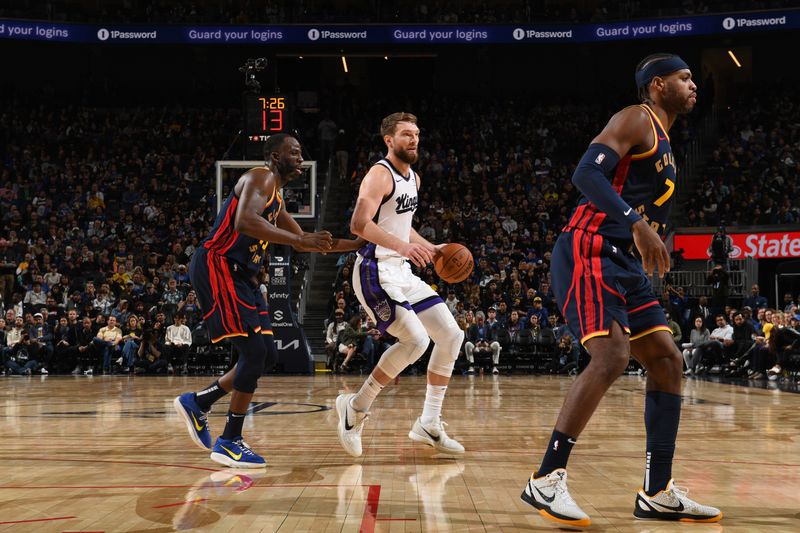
left=434, top=243, right=474, bottom=283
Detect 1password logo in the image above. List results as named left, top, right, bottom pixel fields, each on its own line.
left=97, top=28, right=110, bottom=40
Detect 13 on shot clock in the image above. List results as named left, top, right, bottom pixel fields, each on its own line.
left=244, top=94, right=293, bottom=157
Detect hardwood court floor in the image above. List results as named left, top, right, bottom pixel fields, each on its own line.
left=0, top=373, right=797, bottom=532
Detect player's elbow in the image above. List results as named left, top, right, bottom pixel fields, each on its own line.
left=571, top=163, right=589, bottom=188
left=350, top=217, right=366, bottom=237
left=234, top=215, right=251, bottom=234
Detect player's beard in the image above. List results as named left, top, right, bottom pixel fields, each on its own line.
left=393, top=146, right=418, bottom=165
left=277, top=159, right=301, bottom=180
left=666, top=83, right=695, bottom=114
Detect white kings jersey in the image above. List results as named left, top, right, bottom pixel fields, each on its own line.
left=370, top=158, right=419, bottom=260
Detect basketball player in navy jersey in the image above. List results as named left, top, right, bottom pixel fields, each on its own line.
left=520, top=55, right=722, bottom=526
left=174, top=133, right=362, bottom=468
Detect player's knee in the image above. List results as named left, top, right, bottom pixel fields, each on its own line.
left=404, top=330, right=431, bottom=361
left=591, top=350, right=630, bottom=380
left=427, top=327, right=462, bottom=376
left=431, top=325, right=463, bottom=356
left=232, top=333, right=267, bottom=393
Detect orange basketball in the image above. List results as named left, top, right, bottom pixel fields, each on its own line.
left=434, top=243, right=474, bottom=283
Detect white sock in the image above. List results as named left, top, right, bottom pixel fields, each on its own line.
left=421, top=384, right=447, bottom=425
left=351, top=375, right=384, bottom=412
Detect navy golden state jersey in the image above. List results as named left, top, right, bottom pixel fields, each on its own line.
left=565, top=104, right=676, bottom=240
left=202, top=184, right=283, bottom=275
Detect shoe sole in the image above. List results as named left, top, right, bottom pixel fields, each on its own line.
left=634, top=511, right=723, bottom=522
left=335, top=394, right=362, bottom=458
left=173, top=396, right=210, bottom=451
left=520, top=488, right=591, bottom=529
left=210, top=452, right=266, bottom=469
left=408, top=429, right=465, bottom=455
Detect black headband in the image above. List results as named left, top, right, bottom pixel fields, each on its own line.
left=635, top=56, right=690, bottom=90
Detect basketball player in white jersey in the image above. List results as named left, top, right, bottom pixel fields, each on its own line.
left=335, top=112, right=465, bottom=457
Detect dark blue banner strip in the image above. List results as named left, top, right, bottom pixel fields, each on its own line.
left=0, top=10, right=796, bottom=44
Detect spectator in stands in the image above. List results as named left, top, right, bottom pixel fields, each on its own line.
left=359, top=317, right=385, bottom=370
left=529, top=313, right=556, bottom=355
left=90, top=315, right=123, bottom=375
left=765, top=312, right=800, bottom=380
left=23, top=281, right=47, bottom=314
left=28, top=312, right=53, bottom=373
left=325, top=309, right=348, bottom=369
left=665, top=284, right=688, bottom=329
left=444, top=290, right=460, bottom=315
left=682, top=317, right=710, bottom=373
left=707, top=226, right=733, bottom=268
left=117, top=315, right=143, bottom=373
left=725, top=312, right=757, bottom=375
left=160, top=278, right=183, bottom=323
left=52, top=316, right=77, bottom=374
left=4, top=324, right=40, bottom=375
left=665, top=311, right=682, bottom=346
left=691, top=295, right=714, bottom=330
left=528, top=296, right=549, bottom=324
left=133, top=330, right=168, bottom=374
left=0, top=318, right=7, bottom=360
left=332, top=265, right=352, bottom=292
left=707, top=265, right=729, bottom=317
left=687, top=315, right=733, bottom=375
left=337, top=315, right=367, bottom=373
left=506, top=310, right=525, bottom=341
left=743, top=284, right=768, bottom=311
left=0, top=241, right=16, bottom=305
left=72, top=317, right=97, bottom=375
left=165, top=313, right=192, bottom=374
left=464, top=311, right=501, bottom=375
left=93, top=284, right=115, bottom=316
left=783, top=293, right=797, bottom=314
left=178, top=289, right=201, bottom=329
left=555, top=334, right=580, bottom=374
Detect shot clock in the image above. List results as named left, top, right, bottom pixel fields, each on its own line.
left=244, top=94, right=293, bottom=158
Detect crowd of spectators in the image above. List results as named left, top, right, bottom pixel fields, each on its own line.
left=684, top=89, right=800, bottom=227
left=3, top=0, right=794, bottom=25
left=1, top=90, right=797, bottom=379
left=0, top=105, right=245, bottom=375
left=324, top=94, right=799, bottom=379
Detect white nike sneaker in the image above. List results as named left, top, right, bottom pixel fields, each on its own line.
left=634, top=479, right=722, bottom=522
left=408, top=417, right=465, bottom=455
left=335, top=393, right=369, bottom=457
left=520, top=469, right=591, bottom=528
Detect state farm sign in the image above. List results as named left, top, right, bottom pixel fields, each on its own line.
left=673, top=232, right=800, bottom=260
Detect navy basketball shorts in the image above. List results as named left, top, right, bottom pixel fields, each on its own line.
left=190, top=247, right=272, bottom=343
left=551, top=229, right=670, bottom=346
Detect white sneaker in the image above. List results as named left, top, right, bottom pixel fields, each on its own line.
left=116, top=357, right=124, bottom=366
left=84, top=368, right=94, bottom=375
left=40, top=368, right=48, bottom=374
left=634, top=479, right=722, bottom=522
left=520, top=469, right=591, bottom=528
left=492, top=366, right=499, bottom=375
left=335, top=393, right=369, bottom=457
left=467, top=365, right=475, bottom=373
left=408, top=417, right=464, bottom=455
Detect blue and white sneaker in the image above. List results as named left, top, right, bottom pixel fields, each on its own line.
left=173, top=393, right=212, bottom=450
left=210, top=437, right=266, bottom=469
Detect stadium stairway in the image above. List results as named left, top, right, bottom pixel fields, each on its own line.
left=300, top=175, right=357, bottom=367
